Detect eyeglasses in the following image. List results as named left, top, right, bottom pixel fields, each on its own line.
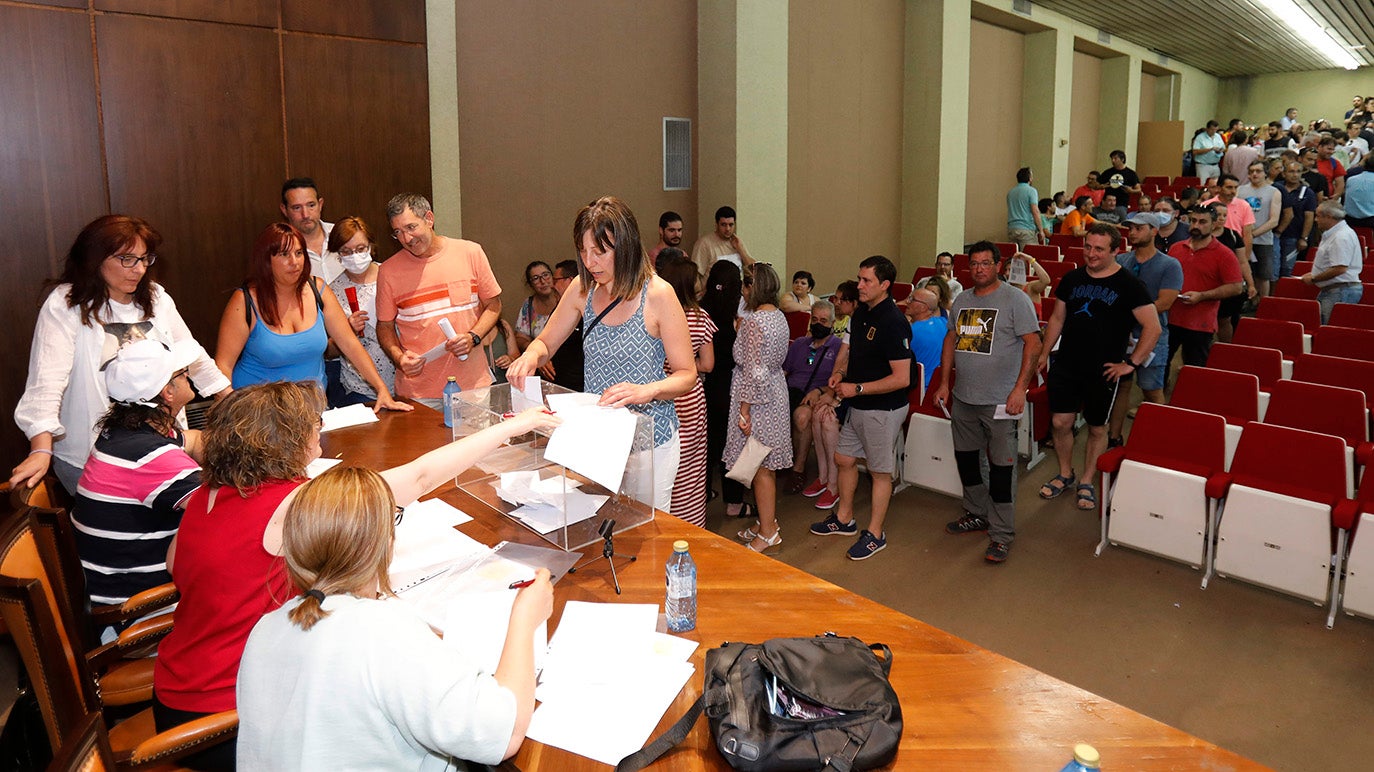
left=394, top=506, right=405, bottom=526
left=391, top=222, right=423, bottom=241
left=108, top=253, right=157, bottom=268
left=337, top=245, right=371, bottom=257
left=969, top=261, right=997, bottom=269
left=171, top=368, right=190, bottom=381
left=528, top=272, right=553, bottom=284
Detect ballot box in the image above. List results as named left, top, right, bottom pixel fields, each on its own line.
left=451, top=381, right=656, bottom=551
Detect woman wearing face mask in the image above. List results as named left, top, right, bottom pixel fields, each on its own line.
left=326, top=217, right=398, bottom=407
left=780, top=300, right=841, bottom=496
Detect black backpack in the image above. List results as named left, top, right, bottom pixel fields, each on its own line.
left=618, top=634, right=902, bottom=771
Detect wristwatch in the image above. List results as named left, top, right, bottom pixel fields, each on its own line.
left=1127, top=360, right=1141, bottom=371
left=855, top=383, right=865, bottom=395
left=469, top=330, right=482, bottom=347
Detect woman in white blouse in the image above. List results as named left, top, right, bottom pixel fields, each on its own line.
left=326, top=216, right=398, bottom=406
left=11, top=215, right=229, bottom=494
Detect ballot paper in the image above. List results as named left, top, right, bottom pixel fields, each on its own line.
left=494, top=471, right=583, bottom=508
left=442, top=591, right=547, bottom=676
left=529, top=601, right=696, bottom=766
left=510, top=492, right=609, bottom=534
left=400, top=497, right=473, bottom=528
left=544, top=404, right=637, bottom=493
left=993, top=404, right=1024, bottom=420
left=511, top=375, right=545, bottom=411
left=545, top=392, right=601, bottom=413
left=389, top=516, right=491, bottom=588
left=319, top=403, right=378, bottom=432
left=304, top=457, right=342, bottom=478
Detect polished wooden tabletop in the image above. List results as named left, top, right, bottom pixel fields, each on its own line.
left=323, top=406, right=1266, bottom=771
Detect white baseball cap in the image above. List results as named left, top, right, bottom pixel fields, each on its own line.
left=105, top=338, right=203, bottom=406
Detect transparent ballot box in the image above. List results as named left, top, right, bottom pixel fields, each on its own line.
left=451, top=381, right=656, bottom=551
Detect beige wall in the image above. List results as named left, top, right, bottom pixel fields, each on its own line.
left=1068, top=51, right=1103, bottom=188
left=452, top=0, right=698, bottom=309
left=787, top=0, right=904, bottom=293
left=1140, top=72, right=1157, bottom=122
left=1217, top=68, right=1371, bottom=129
left=964, top=20, right=1024, bottom=244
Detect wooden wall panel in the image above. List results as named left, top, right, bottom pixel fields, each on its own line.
left=283, top=0, right=425, bottom=43
left=282, top=34, right=431, bottom=230
left=94, top=0, right=278, bottom=27
left=11, top=0, right=85, bottom=9
left=97, top=13, right=286, bottom=350
left=0, top=4, right=107, bottom=464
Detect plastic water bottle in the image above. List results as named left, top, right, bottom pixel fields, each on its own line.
left=665, top=540, right=697, bottom=633
left=1059, top=744, right=1101, bottom=772
left=442, top=377, right=461, bottom=428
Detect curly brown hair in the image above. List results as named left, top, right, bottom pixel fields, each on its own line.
left=201, top=381, right=325, bottom=497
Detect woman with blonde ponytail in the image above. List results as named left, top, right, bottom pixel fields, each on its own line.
left=236, top=465, right=554, bottom=768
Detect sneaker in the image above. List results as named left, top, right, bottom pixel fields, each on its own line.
left=945, top=513, right=990, bottom=535
left=783, top=470, right=807, bottom=495
left=809, top=513, right=858, bottom=537
left=846, top=530, right=887, bottom=561
left=985, top=541, right=1010, bottom=563
left=815, top=489, right=839, bottom=509
left=801, top=478, right=828, bottom=498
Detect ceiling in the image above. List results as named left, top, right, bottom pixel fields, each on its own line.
left=1030, top=0, right=1373, bottom=77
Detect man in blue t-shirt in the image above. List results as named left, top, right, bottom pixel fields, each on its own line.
left=1107, top=213, right=1183, bottom=447
left=1006, top=167, right=1049, bottom=249
left=905, top=288, right=944, bottom=391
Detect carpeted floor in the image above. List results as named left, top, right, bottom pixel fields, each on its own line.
left=704, top=425, right=1373, bottom=772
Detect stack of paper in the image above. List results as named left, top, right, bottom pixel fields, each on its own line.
left=304, top=457, right=342, bottom=478
left=493, top=471, right=609, bottom=535
left=319, top=403, right=378, bottom=432
left=527, top=601, right=697, bottom=766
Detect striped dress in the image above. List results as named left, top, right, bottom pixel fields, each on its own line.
left=668, top=309, right=717, bottom=526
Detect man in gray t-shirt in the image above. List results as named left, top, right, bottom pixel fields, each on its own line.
left=931, top=241, right=1042, bottom=563
left=1237, top=159, right=1282, bottom=296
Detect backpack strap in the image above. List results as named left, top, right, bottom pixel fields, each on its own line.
left=614, top=695, right=703, bottom=772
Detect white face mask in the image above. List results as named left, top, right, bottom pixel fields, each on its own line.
left=340, top=251, right=372, bottom=274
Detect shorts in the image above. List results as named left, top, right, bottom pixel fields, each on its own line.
left=1217, top=293, right=1244, bottom=322
left=1251, top=243, right=1275, bottom=281
left=1046, top=364, right=1121, bottom=427
left=836, top=405, right=907, bottom=474
left=1131, top=333, right=1169, bottom=392
left=1008, top=227, right=1038, bottom=248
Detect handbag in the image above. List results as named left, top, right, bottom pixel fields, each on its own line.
left=617, top=634, right=902, bottom=772
left=726, top=436, right=772, bottom=484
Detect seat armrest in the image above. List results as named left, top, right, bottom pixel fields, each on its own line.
left=123, top=710, right=238, bottom=767
left=1355, top=441, right=1374, bottom=469
left=1098, top=447, right=1127, bottom=474
left=1205, top=471, right=1234, bottom=500
left=90, top=583, right=179, bottom=627
left=1333, top=499, right=1363, bottom=532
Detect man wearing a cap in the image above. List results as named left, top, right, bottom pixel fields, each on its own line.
left=1107, top=213, right=1183, bottom=447
left=71, top=339, right=205, bottom=609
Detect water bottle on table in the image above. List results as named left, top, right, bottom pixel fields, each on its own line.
left=665, top=540, right=697, bottom=633
left=1059, top=743, right=1100, bottom=771
left=442, top=376, right=461, bottom=428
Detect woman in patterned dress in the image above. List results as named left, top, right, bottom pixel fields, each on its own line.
left=326, top=217, right=398, bottom=406
left=659, top=252, right=716, bottom=526
left=724, top=263, right=792, bottom=552
left=506, top=197, right=696, bottom=510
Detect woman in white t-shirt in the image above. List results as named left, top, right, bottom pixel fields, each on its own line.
left=237, top=465, right=554, bottom=769
left=11, top=215, right=230, bottom=494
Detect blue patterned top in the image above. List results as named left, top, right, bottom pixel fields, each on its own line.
left=583, top=283, right=677, bottom=446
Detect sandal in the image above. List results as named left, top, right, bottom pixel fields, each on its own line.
left=1075, top=483, right=1098, bottom=511
left=725, top=501, right=756, bottom=519
left=1039, top=472, right=1077, bottom=499
left=747, top=527, right=783, bottom=553
left=737, top=521, right=761, bottom=542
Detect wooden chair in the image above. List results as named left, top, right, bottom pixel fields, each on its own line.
left=47, top=711, right=116, bottom=772
left=0, top=509, right=236, bottom=769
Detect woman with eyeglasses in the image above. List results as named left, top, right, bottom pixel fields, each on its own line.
left=324, top=216, right=398, bottom=407
left=237, top=466, right=554, bottom=768
left=11, top=215, right=231, bottom=495
left=514, top=260, right=559, bottom=352
left=215, top=223, right=408, bottom=415
left=152, top=380, right=556, bottom=771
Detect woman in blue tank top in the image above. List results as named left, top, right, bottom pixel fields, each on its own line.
left=506, top=197, right=697, bottom=511
left=215, top=223, right=409, bottom=413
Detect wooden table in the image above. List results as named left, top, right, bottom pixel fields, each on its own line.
left=324, top=407, right=1266, bottom=771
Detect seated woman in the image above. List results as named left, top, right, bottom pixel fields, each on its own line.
left=780, top=300, right=841, bottom=496
left=72, top=338, right=204, bottom=610
left=12, top=214, right=229, bottom=494
left=831, top=280, right=859, bottom=338
left=215, top=222, right=407, bottom=412
left=152, top=381, right=556, bottom=771
left=779, top=270, right=817, bottom=312
left=325, top=216, right=398, bottom=407
left=237, top=466, right=553, bottom=768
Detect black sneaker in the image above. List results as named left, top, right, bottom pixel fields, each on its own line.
left=809, top=513, right=858, bottom=537
left=985, top=541, right=1010, bottom=563
left=846, top=530, right=887, bottom=560
left=945, top=513, right=989, bottom=535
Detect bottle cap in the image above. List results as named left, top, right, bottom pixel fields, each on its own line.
left=447, top=376, right=457, bottom=382
left=672, top=540, right=689, bottom=552
left=1072, top=744, right=1100, bottom=768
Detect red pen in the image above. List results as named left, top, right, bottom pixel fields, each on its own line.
left=508, top=578, right=536, bottom=589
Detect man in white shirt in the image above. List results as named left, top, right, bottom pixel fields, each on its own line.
left=1193, top=121, right=1225, bottom=184
left=1302, top=201, right=1365, bottom=323
left=916, top=252, right=964, bottom=299
left=281, top=177, right=342, bottom=283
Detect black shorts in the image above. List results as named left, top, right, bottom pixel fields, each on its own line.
left=1046, top=364, right=1122, bottom=427
left=1217, top=293, right=1244, bottom=321
left=788, top=387, right=805, bottom=414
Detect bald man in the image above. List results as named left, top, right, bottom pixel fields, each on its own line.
left=906, top=288, right=944, bottom=391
